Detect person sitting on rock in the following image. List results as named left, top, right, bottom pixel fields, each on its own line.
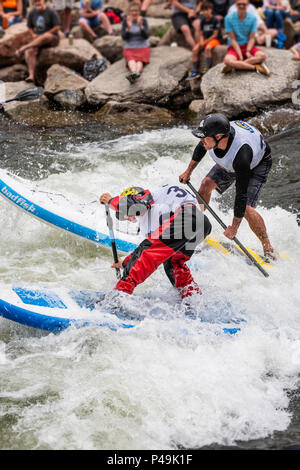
left=211, top=0, right=231, bottom=25
left=222, top=0, right=270, bottom=75
left=228, top=0, right=278, bottom=46
left=186, top=1, right=222, bottom=80
left=0, top=0, right=23, bottom=38
left=15, top=0, right=61, bottom=83
left=171, top=0, right=203, bottom=49
left=78, top=0, right=114, bottom=41
left=122, top=1, right=150, bottom=84
left=262, top=0, right=290, bottom=33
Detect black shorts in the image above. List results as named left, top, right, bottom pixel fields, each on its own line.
left=207, top=156, right=272, bottom=208
left=172, top=12, right=200, bottom=32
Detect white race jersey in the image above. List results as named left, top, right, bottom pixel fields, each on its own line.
left=137, top=184, right=198, bottom=236
left=208, top=120, right=267, bottom=173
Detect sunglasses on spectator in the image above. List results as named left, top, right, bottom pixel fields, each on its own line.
left=236, top=3, right=247, bottom=5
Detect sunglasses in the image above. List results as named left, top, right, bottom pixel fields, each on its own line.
left=237, top=3, right=247, bottom=5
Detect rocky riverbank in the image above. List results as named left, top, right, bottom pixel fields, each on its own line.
left=0, top=0, right=300, bottom=129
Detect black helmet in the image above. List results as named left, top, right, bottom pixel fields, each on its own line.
left=192, top=114, right=230, bottom=139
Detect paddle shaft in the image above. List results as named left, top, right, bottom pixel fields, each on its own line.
left=105, top=205, right=121, bottom=280
left=186, top=181, right=270, bottom=278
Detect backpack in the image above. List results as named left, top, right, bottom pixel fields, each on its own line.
left=104, top=7, right=124, bottom=24
left=83, top=58, right=107, bottom=81
left=272, top=32, right=287, bottom=49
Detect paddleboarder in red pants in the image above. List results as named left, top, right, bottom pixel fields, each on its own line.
left=100, top=185, right=212, bottom=299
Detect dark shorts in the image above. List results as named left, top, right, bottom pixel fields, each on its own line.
left=172, top=12, right=200, bottom=32
left=207, top=156, right=273, bottom=208
left=80, top=14, right=101, bottom=29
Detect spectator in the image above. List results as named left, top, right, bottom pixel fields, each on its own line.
left=79, top=0, right=114, bottom=41
left=290, top=0, right=300, bottom=22
left=0, top=0, right=23, bottom=37
left=262, top=0, right=290, bottom=32
left=129, top=0, right=152, bottom=17
left=212, top=0, right=231, bottom=25
left=52, top=0, right=74, bottom=37
left=290, top=40, right=300, bottom=57
left=228, top=1, right=278, bottom=45
left=122, top=1, right=150, bottom=84
left=222, top=0, right=270, bottom=75
left=171, top=0, right=203, bottom=48
left=186, top=1, right=222, bottom=79
left=15, top=0, right=61, bottom=83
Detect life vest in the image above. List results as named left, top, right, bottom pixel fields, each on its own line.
left=2, top=0, right=17, bottom=9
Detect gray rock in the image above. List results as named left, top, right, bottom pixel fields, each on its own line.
left=85, top=45, right=191, bottom=108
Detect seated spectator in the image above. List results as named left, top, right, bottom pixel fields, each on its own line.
left=15, top=0, right=61, bottom=83
left=262, top=0, right=290, bottom=32
left=290, top=40, right=300, bottom=57
left=228, top=1, right=278, bottom=45
left=129, top=0, right=152, bottom=17
left=79, top=0, right=114, bottom=41
left=222, top=0, right=270, bottom=75
left=52, top=0, right=74, bottom=37
left=212, top=0, right=231, bottom=25
left=0, top=0, right=23, bottom=37
left=171, top=0, right=203, bottom=48
left=186, top=1, right=221, bottom=79
left=122, top=1, right=150, bottom=84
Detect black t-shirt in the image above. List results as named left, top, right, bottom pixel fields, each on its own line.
left=200, top=15, right=221, bottom=40
left=27, top=7, right=60, bottom=35
left=192, top=129, right=271, bottom=218
left=212, top=0, right=231, bottom=17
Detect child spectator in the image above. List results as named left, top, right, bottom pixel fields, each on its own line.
left=79, top=0, right=114, bottom=41
left=0, top=0, right=22, bottom=37
left=222, top=0, right=270, bottom=75
left=122, top=2, right=150, bottom=84
left=171, top=0, right=203, bottom=48
left=290, top=40, right=300, bottom=58
left=186, top=1, right=221, bottom=79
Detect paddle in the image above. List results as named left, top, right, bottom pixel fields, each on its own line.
left=104, top=205, right=121, bottom=280
left=184, top=180, right=270, bottom=278
left=0, top=87, right=44, bottom=105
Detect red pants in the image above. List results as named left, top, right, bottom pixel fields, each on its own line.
left=115, top=205, right=211, bottom=298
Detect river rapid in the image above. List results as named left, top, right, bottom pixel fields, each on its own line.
left=0, top=107, right=299, bottom=450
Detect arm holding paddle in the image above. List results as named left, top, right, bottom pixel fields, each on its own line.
left=100, top=192, right=122, bottom=279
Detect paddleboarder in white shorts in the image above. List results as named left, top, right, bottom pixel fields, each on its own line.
left=179, top=113, right=276, bottom=260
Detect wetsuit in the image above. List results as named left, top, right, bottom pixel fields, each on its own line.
left=108, top=184, right=212, bottom=297
left=192, top=120, right=272, bottom=218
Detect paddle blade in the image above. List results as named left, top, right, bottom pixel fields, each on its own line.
left=14, top=87, right=44, bottom=102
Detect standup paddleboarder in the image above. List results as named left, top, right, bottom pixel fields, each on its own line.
left=100, top=185, right=211, bottom=298
left=179, top=113, right=276, bottom=261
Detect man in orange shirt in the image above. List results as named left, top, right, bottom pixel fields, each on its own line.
left=186, top=1, right=222, bottom=80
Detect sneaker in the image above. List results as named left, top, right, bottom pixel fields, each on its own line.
left=201, top=67, right=208, bottom=75
left=256, top=63, right=270, bottom=76
left=185, top=71, right=201, bottom=81
left=221, top=65, right=232, bottom=74
left=126, top=72, right=140, bottom=84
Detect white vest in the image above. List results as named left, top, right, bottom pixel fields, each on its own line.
left=208, top=121, right=267, bottom=173
left=138, top=184, right=198, bottom=236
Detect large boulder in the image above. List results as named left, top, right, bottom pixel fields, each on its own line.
left=94, top=35, right=124, bottom=63
left=85, top=45, right=192, bottom=108
left=0, top=63, right=28, bottom=82
left=0, top=23, right=32, bottom=67
left=189, top=48, right=300, bottom=118
left=44, top=64, right=89, bottom=108
left=35, top=38, right=102, bottom=83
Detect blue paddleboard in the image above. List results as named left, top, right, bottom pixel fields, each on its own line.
left=0, top=284, right=243, bottom=335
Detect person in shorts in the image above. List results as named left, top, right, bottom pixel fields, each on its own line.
left=222, top=0, right=270, bottom=75
left=51, top=0, right=74, bottom=37
left=79, top=0, right=114, bottom=41
left=186, top=1, right=222, bottom=80
left=15, top=0, right=61, bottom=83
left=171, top=0, right=203, bottom=48
left=0, top=0, right=22, bottom=37
left=179, top=113, right=276, bottom=260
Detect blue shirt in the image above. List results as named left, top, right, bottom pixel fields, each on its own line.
left=225, top=11, right=257, bottom=45
left=80, top=0, right=103, bottom=10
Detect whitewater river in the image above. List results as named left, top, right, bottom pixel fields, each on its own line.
left=0, top=108, right=299, bottom=450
